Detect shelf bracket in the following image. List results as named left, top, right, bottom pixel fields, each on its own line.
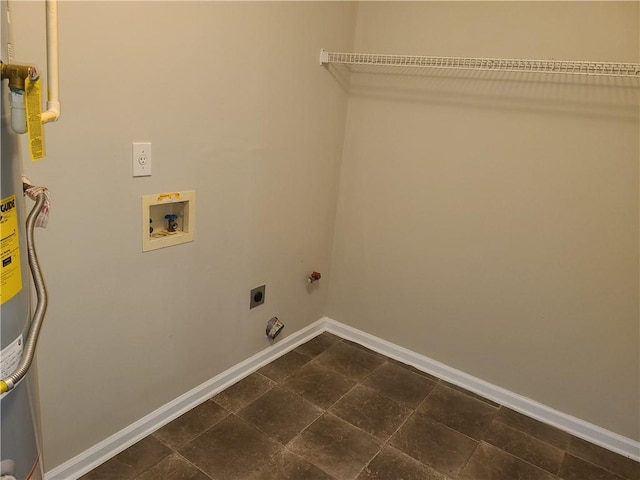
left=319, top=49, right=329, bottom=66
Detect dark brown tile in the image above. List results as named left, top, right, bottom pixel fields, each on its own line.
left=282, top=362, right=356, bottom=409
left=329, top=384, right=412, bottom=442
left=238, top=386, right=323, bottom=444
left=440, top=381, right=500, bottom=408
left=389, top=412, right=478, bottom=477
left=295, top=332, right=342, bottom=358
left=249, top=450, right=335, bottom=480
left=496, top=407, right=570, bottom=449
left=459, top=442, right=557, bottom=480
left=81, top=435, right=171, bottom=480
left=288, top=413, right=380, bottom=480
left=356, top=447, right=448, bottom=480
left=566, top=436, right=640, bottom=480
left=213, top=373, right=276, bottom=413
left=418, top=384, right=497, bottom=440
left=387, top=358, right=442, bottom=382
left=483, top=420, right=564, bottom=474
left=341, top=340, right=387, bottom=360
left=79, top=459, right=137, bottom=480
left=559, top=453, right=627, bottom=480
left=136, top=453, right=210, bottom=480
left=362, top=361, right=436, bottom=408
left=179, top=415, right=281, bottom=480
left=311, top=342, right=385, bottom=382
left=258, top=350, right=312, bottom=382
left=153, top=400, right=228, bottom=449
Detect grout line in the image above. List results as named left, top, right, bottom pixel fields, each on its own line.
left=478, top=440, right=571, bottom=479
left=352, top=451, right=378, bottom=480
left=459, top=440, right=482, bottom=478
left=173, top=450, right=216, bottom=480
left=128, top=446, right=173, bottom=480
left=560, top=451, right=633, bottom=480
left=178, top=405, right=232, bottom=450
left=556, top=449, right=567, bottom=478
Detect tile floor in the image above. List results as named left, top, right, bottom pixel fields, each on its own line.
left=80, top=333, right=640, bottom=480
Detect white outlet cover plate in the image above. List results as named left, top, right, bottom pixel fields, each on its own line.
left=133, top=142, right=152, bottom=177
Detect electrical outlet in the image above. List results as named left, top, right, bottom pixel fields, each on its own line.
left=133, top=142, right=152, bottom=177
left=250, top=285, right=266, bottom=309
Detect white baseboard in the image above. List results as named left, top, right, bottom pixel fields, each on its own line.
left=45, top=317, right=639, bottom=479
left=323, top=317, right=640, bottom=462
left=45, top=319, right=326, bottom=480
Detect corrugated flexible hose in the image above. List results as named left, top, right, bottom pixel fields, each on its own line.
left=0, top=192, right=48, bottom=394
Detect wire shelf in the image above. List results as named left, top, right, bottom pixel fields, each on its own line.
left=319, top=50, right=640, bottom=78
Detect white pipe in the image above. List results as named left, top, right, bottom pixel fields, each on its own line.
left=40, top=0, right=59, bottom=124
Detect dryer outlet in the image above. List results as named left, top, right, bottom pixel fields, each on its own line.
left=250, top=285, right=266, bottom=309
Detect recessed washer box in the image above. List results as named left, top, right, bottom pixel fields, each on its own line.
left=142, top=190, right=195, bottom=252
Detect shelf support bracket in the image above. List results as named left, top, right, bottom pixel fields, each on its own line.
left=319, top=49, right=329, bottom=66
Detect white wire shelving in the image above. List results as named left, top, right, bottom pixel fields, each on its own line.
left=319, top=49, right=640, bottom=78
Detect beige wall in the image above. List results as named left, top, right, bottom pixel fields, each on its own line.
left=12, top=1, right=356, bottom=470
left=328, top=2, right=640, bottom=441
left=9, top=0, right=640, bottom=472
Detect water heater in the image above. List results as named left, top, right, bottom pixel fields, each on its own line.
left=1, top=1, right=57, bottom=478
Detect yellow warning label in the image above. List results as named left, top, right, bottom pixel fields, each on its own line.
left=0, top=194, right=23, bottom=305
left=25, top=75, right=45, bottom=161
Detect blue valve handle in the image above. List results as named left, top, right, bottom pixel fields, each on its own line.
left=164, top=214, right=178, bottom=232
